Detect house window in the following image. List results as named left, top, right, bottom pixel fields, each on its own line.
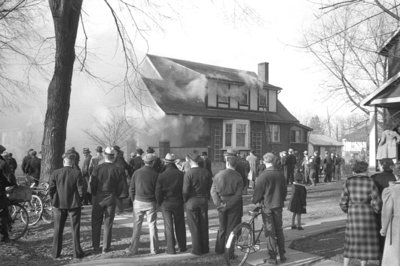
left=217, top=83, right=229, bottom=107
left=291, top=130, right=302, bottom=143
left=238, top=89, right=249, bottom=106
left=223, top=120, right=250, bottom=149
left=258, top=89, right=268, bottom=110
left=269, top=124, right=280, bottom=143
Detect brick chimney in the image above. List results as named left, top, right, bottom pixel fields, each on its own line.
left=258, top=62, right=269, bottom=83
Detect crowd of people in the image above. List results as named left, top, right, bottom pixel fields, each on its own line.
left=3, top=142, right=398, bottom=265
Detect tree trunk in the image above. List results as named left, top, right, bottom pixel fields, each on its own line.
left=40, top=0, right=83, bottom=182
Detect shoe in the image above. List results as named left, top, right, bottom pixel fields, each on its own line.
left=102, top=248, right=111, bottom=254
left=297, top=226, right=304, bottom=230
left=280, top=256, right=287, bottom=263
left=291, top=225, right=297, bottom=230
left=177, top=248, right=187, bottom=253
left=93, top=247, right=101, bottom=254
left=124, top=248, right=136, bottom=256
left=75, top=252, right=85, bottom=259
left=263, top=258, right=278, bottom=264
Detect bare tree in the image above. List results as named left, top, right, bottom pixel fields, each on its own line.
left=304, top=3, right=396, bottom=115
left=83, top=109, right=135, bottom=147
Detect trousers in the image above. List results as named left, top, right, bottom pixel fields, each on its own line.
left=128, top=200, right=159, bottom=254
left=53, top=207, right=83, bottom=258
left=186, top=197, right=209, bottom=255
left=161, top=200, right=187, bottom=254
left=262, top=207, right=285, bottom=259
left=215, top=202, right=242, bottom=254
left=91, top=199, right=116, bottom=251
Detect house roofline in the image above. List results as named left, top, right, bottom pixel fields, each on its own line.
left=378, top=27, right=400, bottom=56
left=362, top=71, right=400, bottom=106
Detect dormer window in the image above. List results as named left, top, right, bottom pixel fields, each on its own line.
left=258, top=89, right=268, bottom=110
left=238, top=88, right=249, bottom=110
left=217, top=83, right=229, bottom=108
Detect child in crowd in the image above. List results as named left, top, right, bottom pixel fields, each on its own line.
left=288, top=173, right=307, bottom=230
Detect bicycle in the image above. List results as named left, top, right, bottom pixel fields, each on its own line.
left=225, top=206, right=278, bottom=266
left=6, top=200, right=29, bottom=240
left=33, top=183, right=52, bottom=224
left=21, top=193, right=43, bottom=226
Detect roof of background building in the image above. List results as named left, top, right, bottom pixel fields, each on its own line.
left=341, top=126, right=369, bottom=142
left=309, top=134, right=343, bottom=147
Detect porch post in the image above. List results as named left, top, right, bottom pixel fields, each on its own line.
left=368, top=106, right=378, bottom=171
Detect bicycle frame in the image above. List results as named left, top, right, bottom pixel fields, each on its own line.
left=246, top=209, right=265, bottom=253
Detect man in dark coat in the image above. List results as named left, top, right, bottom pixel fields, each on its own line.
left=253, top=153, right=287, bottom=264
left=27, top=150, right=41, bottom=186
left=126, top=153, right=160, bottom=255
left=8, top=153, right=17, bottom=175
left=183, top=152, right=212, bottom=255
left=90, top=147, right=123, bottom=254
left=200, top=151, right=212, bottom=175
left=155, top=153, right=186, bottom=254
left=286, top=148, right=297, bottom=185
left=49, top=152, right=84, bottom=259
left=81, top=148, right=92, bottom=205
left=147, top=147, right=163, bottom=173
left=113, top=145, right=132, bottom=214
left=21, top=148, right=33, bottom=175
left=68, top=147, right=81, bottom=171
left=0, top=145, right=16, bottom=242
left=211, top=156, right=243, bottom=255
left=131, top=148, right=144, bottom=173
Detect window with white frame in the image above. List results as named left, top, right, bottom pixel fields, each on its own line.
left=223, top=120, right=250, bottom=149
left=269, top=124, right=280, bottom=143
left=258, top=89, right=268, bottom=108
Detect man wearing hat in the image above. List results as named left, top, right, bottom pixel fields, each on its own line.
left=224, top=149, right=247, bottom=190
left=81, top=148, right=92, bottom=205
left=0, top=145, right=16, bottom=242
left=88, top=146, right=104, bottom=176
left=200, top=151, right=212, bottom=175
left=27, top=150, right=41, bottom=186
left=183, top=151, right=212, bottom=255
left=146, top=147, right=163, bottom=173
left=67, top=147, right=81, bottom=171
left=49, top=151, right=84, bottom=259
left=113, top=145, right=132, bottom=215
left=155, top=153, right=186, bottom=254
left=90, top=147, right=123, bottom=254
left=252, top=153, right=287, bottom=264
left=211, top=155, right=243, bottom=255
left=126, top=152, right=160, bottom=255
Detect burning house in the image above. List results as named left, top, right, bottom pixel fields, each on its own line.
left=136, top=54, right=311, bottom=161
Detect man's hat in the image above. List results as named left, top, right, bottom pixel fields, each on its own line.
left=104, top=147, right=115, bottom=156
left=63, top=151, right=76, bottom=161
left=201, top=151, right=208, bottom=156
left=95, top=146, right=103, bottom=153
left=224, top=148, right=237, bottom=157
left=164, top=153, right=176, bottom=163
left=143, top=153, right=157, bottom=163
left=113, top=145, right=121, bottom=152
left=288, top=148, right=294, bottom=152
left=136, top=148, right=144, bottom=155
left=146, top=147, right=155, bottom=153
left=0, top=145, right=6, bottom=154
left=186, top=152, right=200, bottom=163
left=83, top=148, right=91, bottom=154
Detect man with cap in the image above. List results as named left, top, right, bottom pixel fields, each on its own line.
left=22, top=148, right=33, bottom=175
left=126, top=152, right=160, bottom=255
left=183, top=151, right=212, bottom=255
left=211, top=155, right=243, bottom=255
left=7, top=153, right=17, bottom=175
left=200, top=151, right=212, bottom=175
left=155, top=153, right=186, bottom=254
left=67, top=147, right=81, bottom=170
left=88, top=146, right=104, bottom=176
left=90, top=147, right=123, bottom=254
left=81, top=148, right=92, bottom=205
left=49, top=151, right=84, bottom=259
left=252, top=153, right=287, bottom=264
left=147, top=147, right=163, bottom=173
left=225, top=149, right=247, bottom=190
left=128, top=152, right=136, bottom=170
left=27, top=150, right=41, bottom=186
left=0, top=145, right=16, bottom=242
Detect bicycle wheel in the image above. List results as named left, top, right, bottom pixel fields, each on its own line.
left=22, top=195, right=43, bottom=226
left=41, top=194, right=53, bottom=224
left=8, top=203, right=29, bottom=240
left=225, top=222, right=253, bottom=266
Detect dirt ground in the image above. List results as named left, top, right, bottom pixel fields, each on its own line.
left=1, top=181, right=345, bottom=266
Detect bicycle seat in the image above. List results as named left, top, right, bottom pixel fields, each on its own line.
left=249, top=206, right=261, bottom=216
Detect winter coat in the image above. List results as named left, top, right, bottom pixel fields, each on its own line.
left=339, top=175, right=381, bottom=260
left=377, top=130, right=400, bottom=160
left=381, top=181, right=400, bottom=266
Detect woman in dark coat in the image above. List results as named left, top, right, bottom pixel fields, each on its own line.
left=288, top=172, right=307, bottom=230
left=339, top=161, right=381, bottom=266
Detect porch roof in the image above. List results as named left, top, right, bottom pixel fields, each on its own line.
left=361, top=71, right=400, bottom=108
left=142, top=77, right=300, bottom=124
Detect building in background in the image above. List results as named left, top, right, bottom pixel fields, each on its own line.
left=308, top=133, right=343, bottom=160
